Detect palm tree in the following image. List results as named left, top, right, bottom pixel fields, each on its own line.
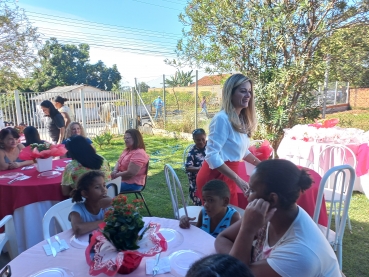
left=165, top=70, right=194, bottom=110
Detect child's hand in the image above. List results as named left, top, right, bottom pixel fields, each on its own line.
left=179, top=215, right=196, bottom=229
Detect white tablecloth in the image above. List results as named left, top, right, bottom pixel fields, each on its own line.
left=277, top=137, right=369, bottom=199
left=4, top=217, right=216, bottom=277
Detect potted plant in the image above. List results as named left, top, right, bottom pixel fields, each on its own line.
left=85, top=195, right=167, bottom=276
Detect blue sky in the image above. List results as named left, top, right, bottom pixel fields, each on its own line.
left=17, top=0, right=204, bottom=87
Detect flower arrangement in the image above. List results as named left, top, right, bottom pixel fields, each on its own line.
left=308, top=118, right=339, bottom=129
left=19, top=142, right=67, bottom=160
left=248, top=140, right=273, bottom=161
left=102, top=195, right=145, bottom=251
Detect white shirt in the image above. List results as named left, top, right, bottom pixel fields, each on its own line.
left=58, top=105, right=74, bottom=121
left=205, top=110, right=251, bottom=169
left=265, top=207, right=340, bottom=277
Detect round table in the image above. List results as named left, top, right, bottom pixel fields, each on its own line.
left=0, top=159, right=68, bottom=253
left=3, top=217, right=216, bottom=277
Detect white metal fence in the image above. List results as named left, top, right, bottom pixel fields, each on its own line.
left=0, top=88, right=150, bottom=141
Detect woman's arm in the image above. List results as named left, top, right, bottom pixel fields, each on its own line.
left=70, top=212, right=103, bottom=237
left=215, top=163, right=249, bottom=193
left=60, top=112, right=71, bottom=127
left=116, top=162, right=141, bottom=180
left=0, top=151, right=9, bottom=170
left=7, top=145, right=34, bottom=169
left=244, top=153, right=261, bottom=166
left=58, top=127, right=65, bottom=144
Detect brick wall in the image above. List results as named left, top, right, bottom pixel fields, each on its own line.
left=349, top=88, right=369, bottom=108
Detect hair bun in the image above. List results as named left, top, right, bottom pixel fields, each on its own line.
left=299, top=170, right=313, bottom=192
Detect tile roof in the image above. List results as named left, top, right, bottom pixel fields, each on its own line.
left=190, top=74, right=230, bottom=86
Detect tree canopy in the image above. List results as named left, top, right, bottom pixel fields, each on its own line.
left=0, top=0, right=40, bottom=92
left=170, top=0, right=369, bottom=145
left=32, top=38, right=121, bottom=91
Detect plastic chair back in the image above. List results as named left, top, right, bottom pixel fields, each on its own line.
left=164, top=164, right=189, bottom=219
left=42, top=199, right=74, bottom=240
left=229, top=204, right=245, bottom=216
left=106, top=176, right=122, bottom=198
left=312, top=164, right=355, bottom=269
left=0, top=215, right=18, bottom=260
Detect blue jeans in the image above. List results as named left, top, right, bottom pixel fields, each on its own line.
left=154, top=107, right=162, bottom=120
left=120, top=182, right=142, bottom=192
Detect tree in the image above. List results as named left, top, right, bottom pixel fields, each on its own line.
left=137, top=82, right=150, bottom=93
left=165, top=70, right=194, bottom=110
left=169, top=0, right=369, bottom=147
left=0, top=0, right=40, bottom=92
left=32, top=38, right=121, bottom=91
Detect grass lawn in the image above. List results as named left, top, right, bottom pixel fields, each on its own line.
left=97, top=134, right=369, bottom=277
left=326, top=109, right=369, bottom=131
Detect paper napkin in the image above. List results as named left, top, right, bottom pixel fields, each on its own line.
left=54, top=166, right=65, bottom=171
left=21, top=166, right=34, bottom=170
left=43, top=239, right=70, bottom=256
left=146, top=256, right=171, bottom=275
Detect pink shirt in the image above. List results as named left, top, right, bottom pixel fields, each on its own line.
left=117, top=148, right=149, bottom=186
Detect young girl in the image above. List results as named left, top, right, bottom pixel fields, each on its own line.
left=179, top=180, right=240, bottom=238
left=69, top=171, right=112, bottom=237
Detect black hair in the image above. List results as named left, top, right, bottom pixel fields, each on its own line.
left=192, top=128, right=206, bottom=139
left=254, top=159, right=312, bottom=209
left=186, top=254, right=254, bottom=277
left=0, top=127, right=20, bottom=142
left=54, top=96, right=68, bottom=105
left=65, top=135, right=104, bottom=169
left=202, top=180, right=230, bottom=198
left=40, top=100, right=60, bottom=117
left=71, top=171, right=105, bottom=202
left=23, top=126, right=43, bottom=146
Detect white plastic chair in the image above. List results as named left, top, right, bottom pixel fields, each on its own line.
left=0, top=215, right=18, bottom=260
left=250, top=139, right=275, bottom=159
left=164, top=164, right=203, bottom=223
left=313, top=165, right=356, bottom=270
left=228, top=204, right=245, bottom=216
left=318, top=145, right=357, bottom=230
left=106, top=176, right=122, bottom=198
left=42, top=199, right=74, bottom=240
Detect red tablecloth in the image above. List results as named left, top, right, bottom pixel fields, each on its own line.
left=0, top=159, right=68, bottom=220
left=236, top=162, right=328, bottom=227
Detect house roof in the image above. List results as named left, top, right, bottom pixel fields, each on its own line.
left=190, top=74, right=230, bottom=86
left=30, top=85, right=116, bottom=101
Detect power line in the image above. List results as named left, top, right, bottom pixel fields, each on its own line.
left=26, top=11, right=182, bottom=38
left=130, top=0, right=182, bottom=11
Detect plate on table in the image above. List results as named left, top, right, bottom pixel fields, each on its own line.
left=159, top=228, right=184, bottom=249
left=169, top=250, right=205, bottom=277
left=37, top=171, right=61, bottom=179
left=0, top=172, right=24, bottom=179
left=28, top=267, right=74, bottom=277
left=70, top=233, right=89, bottom=249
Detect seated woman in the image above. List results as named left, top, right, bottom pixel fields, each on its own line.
left=69, top=171, right=111, bottom=237
left=111, top=129, right=149, bottom=192
left=22, top=126, right=45, bottom=146
left=61, top=135, right=111, bottom=197
left=180, top=180, right=240, bottom=238
left=185, top=128, right=207, bottom=206
left=215, top=159, right=341, bottom=277
left=0, top=128, right=33, bottom=170
left=62, top=122, right=93, bottom=158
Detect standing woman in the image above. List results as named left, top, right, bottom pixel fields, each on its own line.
left=53, top=96, right=74, bottom=128
left=40, top=100, right=65, bottom=144
left=196, top=74, right=260, bottom=206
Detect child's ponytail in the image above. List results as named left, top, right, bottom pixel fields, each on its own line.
left=71, top=188, right=83, bottom=203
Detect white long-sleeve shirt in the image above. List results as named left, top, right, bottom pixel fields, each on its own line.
left=205, top=110, right=251, bottom=169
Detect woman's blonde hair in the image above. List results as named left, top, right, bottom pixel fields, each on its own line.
left=65, top=122, right=86, bottom=138
left=222, top=74, right=257, bottom=136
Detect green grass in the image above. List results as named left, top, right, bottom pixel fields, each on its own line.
left=97, top=135, right=369, bottom=277
left=326, top=109, right=369, bottom=131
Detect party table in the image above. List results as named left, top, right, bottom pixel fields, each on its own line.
left=0, top=159, right=69, bottom=253
left=236, top=161, right=328, bottom=227
left=277, top=137, right=369, bottom=199
left=2, top=217, right=216, bottom=277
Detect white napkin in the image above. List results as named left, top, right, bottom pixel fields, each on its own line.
left=54, top=166, right=65, bottom=171
left=64, top=160, right=72, bottom=163
left=146, top=256, right=171, bottom=275
left=42, top=239, right=70, bottom=256
left=21, top=166, right=34, bottom=170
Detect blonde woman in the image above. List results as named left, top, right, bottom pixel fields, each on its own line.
left=196, top=74, right=260, bottom=206
left=62, top=122, right=93, bottom=158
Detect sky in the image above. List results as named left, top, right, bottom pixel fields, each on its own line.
left=17, top=0, right=206, bottom=87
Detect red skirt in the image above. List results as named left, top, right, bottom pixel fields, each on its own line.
left=196, top=161, right=243, bottom=206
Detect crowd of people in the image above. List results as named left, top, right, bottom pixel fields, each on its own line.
left=0, top=76, right=342, bottom=276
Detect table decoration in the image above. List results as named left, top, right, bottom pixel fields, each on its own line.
left=85, top=195, right=167, bottom=276
left=248, top=140, right=273, bottom=161
left=19, top=143, right=67, bottom=172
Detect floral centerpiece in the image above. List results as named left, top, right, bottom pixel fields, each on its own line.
left=248, top=140, right=273, bottom=161
left=85, top=195, right=167, bottom=276
left=308, top=118, right=339, bottom=129
left=19, top=142, right=67, bottom=172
